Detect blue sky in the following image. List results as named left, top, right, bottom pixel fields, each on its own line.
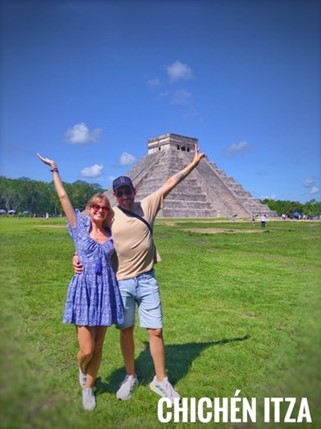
left=1, top=0, right=320, bottom=203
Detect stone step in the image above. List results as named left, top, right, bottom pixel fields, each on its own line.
left=137, top=192, right=209, bottom=202
left=162, top=199, right=214, bottom=209
left=159, top=208, right=216, bottom=217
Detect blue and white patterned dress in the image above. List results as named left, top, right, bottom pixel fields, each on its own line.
left=63, top=209, right=124, bottom=326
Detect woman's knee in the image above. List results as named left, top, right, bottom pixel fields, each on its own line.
left=79, top=348, right=94, bottom=360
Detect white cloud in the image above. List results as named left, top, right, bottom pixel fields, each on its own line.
left=303, top=178, right=319, bottom=195
left=119, top=152, right=136, bottom=166
left=310, top=186, right=319, bottom=195
left=65, top=122, right=101, bottom=144
left=304, top=178, right=315, bottom=188
left=226, top=140, right=250, bottom=154
left=170, top=89, right=192, bottom=105
left=166, top=61, right=193, bottom=82
left=261, top=194, right=276, bottom=200
left=80, top=164, right=103, bottom=178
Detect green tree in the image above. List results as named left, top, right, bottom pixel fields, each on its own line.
left=0, top=177, right=20, bottom=212
left=64, top=180, right=104, bottom=211
left=303, top=199, right=321, bottom=217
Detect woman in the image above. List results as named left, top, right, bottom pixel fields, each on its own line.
left=37, top=153, right=124, bottom=411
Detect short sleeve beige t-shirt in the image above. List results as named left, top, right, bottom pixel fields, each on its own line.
left=111, top=190, right=164, bottom=280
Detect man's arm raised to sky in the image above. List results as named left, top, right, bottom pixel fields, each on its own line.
left=159, top=145, right=205, bottom=199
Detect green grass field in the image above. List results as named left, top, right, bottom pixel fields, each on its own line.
left=0, top=217, right=320, bottom=429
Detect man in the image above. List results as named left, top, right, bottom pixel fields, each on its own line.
left=74, top=145, right=205, bottom=401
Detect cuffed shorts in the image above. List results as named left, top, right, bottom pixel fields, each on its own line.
left=116, top=270, right=163, bottom=330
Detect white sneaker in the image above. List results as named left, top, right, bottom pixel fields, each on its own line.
left=82, top=387, right=96, bottom=411
left=149, top=376, right=180, bottom=402
left=79, top=367, right=87, bottom=388
left=116, top=374, right=138, bottom=400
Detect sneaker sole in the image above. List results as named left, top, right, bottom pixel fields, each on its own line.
left=82, top=392, right=96, bottom=410
left=116, top=394, right=132, bottom=401
left=83, top=402, right=96, bottom=411
left=149, top=382, right=181, bottom=401
left=116, top=378, right=138, bottom=400
left=149, top=382, right=166, bottom=397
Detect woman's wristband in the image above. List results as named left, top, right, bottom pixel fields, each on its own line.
left=50, top=167, right=59, bottom=173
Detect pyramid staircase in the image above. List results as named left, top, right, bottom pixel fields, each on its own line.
left=104, top=133, right=276, bottom=218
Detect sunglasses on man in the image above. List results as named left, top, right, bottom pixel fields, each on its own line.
left=115, top=188, right=133, bottom=198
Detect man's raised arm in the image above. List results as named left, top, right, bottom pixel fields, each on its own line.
left=159, top=145, right=205, bottom=199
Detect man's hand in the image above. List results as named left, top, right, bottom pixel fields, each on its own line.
left=193, top=144, right=205, bottom=165
left=72, top=254, right=84, bottom=274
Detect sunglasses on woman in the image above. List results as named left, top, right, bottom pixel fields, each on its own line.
left=115, top=188, right=133, bottom=198
left=91, top=204, right=110, bottom=212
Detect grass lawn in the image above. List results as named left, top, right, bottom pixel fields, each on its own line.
left=0, top=216, right=320, bottom=429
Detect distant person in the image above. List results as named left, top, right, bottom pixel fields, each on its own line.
left=37, top=153, right=124, bottom=411
left=260, top=214, right=267, bottom=228
left=73, top=145, right=205, bottom=402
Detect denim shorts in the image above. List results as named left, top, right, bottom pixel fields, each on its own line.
left=117, top=270, right=163, bottom=330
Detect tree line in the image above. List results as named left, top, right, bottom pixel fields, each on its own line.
left=0, top=176, right=104, bottom=216
left=262, top=198, right=321, bottom=218
left=0, top=176, right=320, bottom=218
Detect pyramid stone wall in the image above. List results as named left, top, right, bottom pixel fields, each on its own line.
left=104, top=133, right=276, bottom=218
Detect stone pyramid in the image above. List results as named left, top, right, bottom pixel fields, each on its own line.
left=104, top=133, right=276, bottom=218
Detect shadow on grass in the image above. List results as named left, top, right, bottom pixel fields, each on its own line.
left=95, top=334, right=250, bottom=396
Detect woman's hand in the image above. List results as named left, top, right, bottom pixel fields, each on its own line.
left=37, top=153, right=76, bottom=227
left=37, top=153, right=57, bottom=169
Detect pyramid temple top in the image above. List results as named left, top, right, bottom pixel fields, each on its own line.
left=147, top=133, right=198, bottom=154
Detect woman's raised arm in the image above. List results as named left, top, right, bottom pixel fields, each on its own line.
left=37, top=153, right=76, bottom=227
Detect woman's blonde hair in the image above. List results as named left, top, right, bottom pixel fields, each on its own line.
left=87, top=193, right=111, bottom=209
